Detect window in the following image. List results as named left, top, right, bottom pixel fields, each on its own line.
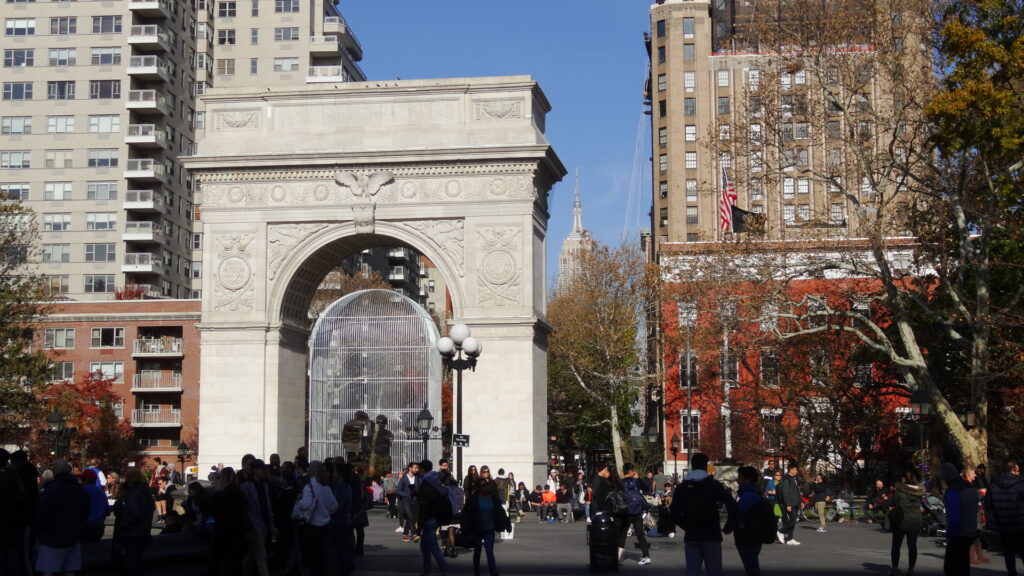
left=90, top=327, right=124, bottom=347
left=795, top=122, right=809, bottom=140
left=87, top=148, right=118, bottom=167
left=658, top=127, right=667, bottom=147
left=1, top=116, right=31, bottom=134
left=3, top=82, right=32, bottom=100
left=796, top=148, right=809, bottom=167
left=794, top=70, right=806, bottom=84
left=274, top=0, right=298, bottom=11
left=658, top=181, right=668, bottom=198
left=44, top=327, right=75, bottom=349
left=680, top=411, right=699, bottom=450
left=827, top=120, right=841, bottom=139
left=250, top=28, right=258, bottom=44
left=659, top=154, right=668, bottom=173
left=720, top=152, right=732, bottom=169
left=91, top=16, right=121, bottom=34
left=683, top=17, right=694, bottom=38
left=659, top=207, right=668, bottom=227
left=854, top=363, right=873, bottom=387
left=250, top=58, right=258, bottom=74
left=683, top=44, right=694, bottom=61
left=218, top=1, right=236, bottom=16
left=89, top=80, right=120, bottom=99
left=762, top=411, right=784, bottom=451
left=829, top=176, right=842, bottom=194
left=191, top=232, right=203, bottom=249
left=684, top=125, right=697, bottom=142
left=750, top=178, right=763, bottom=200
left=684, top=97, right=696, bottom=116
left=783, top=177, right=795, bottom=198
left=195, top=24, right=210, bottom=41
left=657, top=46, right=665, bottom=64
left=717, top=69, right=730, bottom=87
left=3, top=49, right=33, bottom=67
left=44, top=182, right=72, bottom=200
left=45, top=275, right=69, bottom=294
left=86, top=212, right=116, bottom=230
left=683, top=71, right=695, bottom=92
left=781, top=73, right=792, bottom=89
left=5, top=18, right=36, bottom=36
left=251, top=0, right=258, bottom=15
left=50, top=17, right=76, bottom=35
left=43, top=213, right=71, bottom=231
left=797, top=179, right=810, bottom=195
left=90, top=47, right=121, bottom=65
left=656, top=19, right=665, bottom=37
left=216, top=59, right=235, bottom=75
left=84, top=275, right=115, bottom=294
left=657, top=74, right=666, bottom=92
left=719, top=124, right=731, bottom=140
left=658, top=100, right=666, bottom=118
left=88, top=115, right=119, bottom=133
left=680, top=352, right=698, bottom=388
left=48, top=48, right=76, bottom=67
left=686, top=206, right=698, bottom=224
left=86, top=181, right=117, bottom=200
left=0, top=151, right=31, bottom=168
left=191, top=261, right=203, bottom=278
left=685, top=151, right=697, bottom=169
left=686, top=179, right=698, bottom=201
left=274, top=27, right=299, bottom=41
left=760, top=352, right=779, bottom=387
left=747, top=68, right=760, bottom=90
left=41, top=243, right=70, bottom=263
left=47, top=81, right=75, bottom=100
left=0, top=183, right=29, bottom=201
left=783, top=205, right=795, bottom=225
left=45, top=116, right=73, bottom=134
left=748, top=95, right=762, bottom=116
left=88, top=361, right=123, bottom=382
left=717, top=96, right=730, bottom=114
left=50, top=362, right=74, bottom=383
left=782, top=123, right=794, bottom=141
left=797, top=203, right=811, bottom=221
left=830, top=203, right=845, bottom=223
left=217, top=29, right=236, bottom=45
left=273, top=57, right=298, bottom=71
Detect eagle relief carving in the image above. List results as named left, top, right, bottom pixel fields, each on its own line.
left=334, top=171, right=394, bottom=234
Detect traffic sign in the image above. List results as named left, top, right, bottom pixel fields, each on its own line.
left=453, top=434, right=470, bottom=448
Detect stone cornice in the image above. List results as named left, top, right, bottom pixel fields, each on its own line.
left=192, top=160, right=542, bottom=184
left=40, top=312, right=201, bottom=323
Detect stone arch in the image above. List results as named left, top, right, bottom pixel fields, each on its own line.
left=268, top=221, right=467, bottom=329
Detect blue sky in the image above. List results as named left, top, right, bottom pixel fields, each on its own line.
left=339, top=1, right=652, bottom=287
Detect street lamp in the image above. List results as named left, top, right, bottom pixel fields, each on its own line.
left=437, top=323, right=482, bottom=482
left=46, top=410, right=67, bottom=459
left=910, top=389, right=932, bottom=479
left=670, top=433, right=680, bottom=483
left=416, top=406, right=435, bottom=456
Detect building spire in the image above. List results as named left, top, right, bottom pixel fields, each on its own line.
left=572, top=167, right=583, bottom=234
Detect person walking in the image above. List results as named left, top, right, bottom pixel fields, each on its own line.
left=620, top=463, right=652, bottom=565
left=808, top=474, right=832, bottom=533
left=734, top=466, right=767, bottom=576
left=776, top=462, right=802, bottom=546
left=294, top=461, right=338, bottom=576
left=986, top=460, right=1024, bottom=576
left=34, top=460, right=90, bottom=576
left=461, top=476, right=512, bottom=576
left=383, top=471, right=399, bottom=519
left=396, top=463, right=419, bottom=542
left=943, top=463, right=979, bottom=576
left=415, top=459, right=450, bottom=576
left=111, top=467, right=156, bottom=576
left=889, top=468, right=925, bottom=576
left=669, top=453, right=737, bottom=576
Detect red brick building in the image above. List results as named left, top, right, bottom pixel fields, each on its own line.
left=37, top=300, right=201, bottom=468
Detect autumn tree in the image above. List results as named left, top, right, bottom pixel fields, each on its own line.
left=0, top=203, right=54, bottom=448
left=33, top=372, right=133, bottom=467
left=548, top=243, right=662, bottom=472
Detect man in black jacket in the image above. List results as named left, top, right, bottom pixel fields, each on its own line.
left=776, top=462, right=802, bottom=546
left=669, top=453, right=737, bottom=576
left=986, top=461, right=1024, bottom=575
left=34, top=460, right=90, bottom=575
left=415, top=460, right=449, bottom=576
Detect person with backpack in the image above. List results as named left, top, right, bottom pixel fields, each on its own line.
left=669, top=453, right=737, bottom=576
left=734, top=466, right=774, bottom=576
left=776, top=462, right=802, bottom=546
left=415, top=459, right=451, bottom=576
left=985, top=460, right=1024, bottom=576
left=620, top=463, right=652, bottom=565
left=890, top=468, right=925, bottom=576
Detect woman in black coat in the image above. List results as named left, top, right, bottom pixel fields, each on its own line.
left=460, top=477, right=512, bottom=576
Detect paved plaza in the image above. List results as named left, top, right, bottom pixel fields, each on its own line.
left=82, top=509, right=1014, bottom=575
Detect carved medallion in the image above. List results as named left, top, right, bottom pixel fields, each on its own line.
left=215, top=110, right=260, bottom=130
left=477, top=228, right=521, bottom=306
left=213, top=234, right=256, bottom=312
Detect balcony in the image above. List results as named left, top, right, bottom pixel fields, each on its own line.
left=388, top=247, right=413, bottom=261
left=124, top=189, right=165, bottom=212
left=132, top=408, right=181, bottom=428
left=122, top=252, right=162, bottom=273
left=129, top=0, right=171, bottom=18
left=133, top=337, right=184, bottom=357
left=323, top=16, right=362, bottom=61
left=132, top=371, right=183, bottom=392
left=122, top=221, right=164, bottom=243
left=128, top=25, right=170, bottom=51
left=307, top=66, right=349, bottom=83
left=388, top=268, right=412, bottom=283
left=126, top=124, right=169, bottom=149
left=308, top=35, right=341, bottom=55
left=124, top=158, right=167, bottom=183
left=126, top=90, right=170, bottom=115
left=127, top=56, right=170, bottom=82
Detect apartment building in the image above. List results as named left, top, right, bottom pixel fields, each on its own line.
left=1, top=0, right=364, bottom=301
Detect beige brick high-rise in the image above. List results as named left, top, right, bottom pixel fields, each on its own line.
left=1, top=0, right=364, bottom=300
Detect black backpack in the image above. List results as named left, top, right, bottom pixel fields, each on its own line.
left=606, top=489, right=630, bottom=516
left=742, top=497, right=779, bottom=545
left=673, top=479, right=718, bottom=531
left=622, top=478, right=649, bottom=516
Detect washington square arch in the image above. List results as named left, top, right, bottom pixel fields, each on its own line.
left=183, top=76, right=565, bottom=486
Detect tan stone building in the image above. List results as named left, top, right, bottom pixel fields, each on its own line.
left=1, top=0, right=364, bottom=301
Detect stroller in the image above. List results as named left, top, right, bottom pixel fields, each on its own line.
left=921, top=493, right=947, bottom=537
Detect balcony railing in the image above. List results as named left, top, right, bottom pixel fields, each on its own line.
left=132, top=408, right=181, bottom=427
left=132, top=371, right=183, bottom=392
left=128, top=25, right=170, bottom=50
left=126, top=90, right=169, bottom=115
left=127, top=56, right=170, bottom=81
left=308, top=35, right=340, bottom=54
left=307, top=66, right=349, bottom=83
left=124, top=158, right=167, bottom=181
left=388, top=248, right=412, bottom=260
left=126, top=124, right=168, bottom=148
left=122, top=252, right=162, bottom=273
left=124, top=189, right=164, bottom=211
left=128, top=0, right=172, bottom=18
left=323, top=16, right=362, bottom=60
left=133, top=337, right=184, bottom=356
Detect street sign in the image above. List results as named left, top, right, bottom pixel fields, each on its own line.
left=453, top=434, right=470, bottom=448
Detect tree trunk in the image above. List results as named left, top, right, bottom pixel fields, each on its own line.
left=610, top=407, right=625, bottom=475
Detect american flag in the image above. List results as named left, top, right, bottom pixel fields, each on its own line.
left=719, top=168, right=737, bottom=231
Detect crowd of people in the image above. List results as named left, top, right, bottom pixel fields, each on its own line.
left=4, top=443, right=1024, bottom=576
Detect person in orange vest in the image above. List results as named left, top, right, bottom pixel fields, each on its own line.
left=540, top=485, right=557, bottom=523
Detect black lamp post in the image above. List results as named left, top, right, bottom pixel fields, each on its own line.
left=910, top=389, right=932, bottom=479
left=670, top=433, right=680, bottom=482
left=416, top=406, right=434, bottom=456
left=46, top=410, right=67, bottom=459
left=436, top=323, right=482, bottom=482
